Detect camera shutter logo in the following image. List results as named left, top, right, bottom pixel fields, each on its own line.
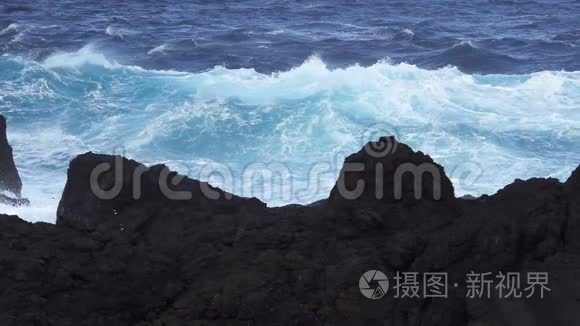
left=359, top=270, right=389, bottom=299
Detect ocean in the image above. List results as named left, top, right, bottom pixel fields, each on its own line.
left=1, top=0, right=579, bottom=222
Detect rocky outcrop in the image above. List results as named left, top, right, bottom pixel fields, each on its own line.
left=330, top=136, right=455, bottom=204
left=0, top=115, right=28, bottom=206
left=0, top=115, right=22, bottom=196
left=56, top=153, right=265, bottom=230
left=0, top=136, right=579, bottom=325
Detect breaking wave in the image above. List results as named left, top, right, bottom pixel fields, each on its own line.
left=1, top=45, right=579, bottom=222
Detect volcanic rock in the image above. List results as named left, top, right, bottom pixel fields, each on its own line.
left=0, top=115, right=22, bottom=197
left=56, top=152, right=266, bottom=230
left=0, top=136, right=579, bottom=325
left=0, top=115, right=29, bottom=206
left=329, top=136, right=455, bottom=204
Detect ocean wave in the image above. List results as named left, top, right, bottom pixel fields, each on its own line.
left=1, top=47, right=579, bottom=221
left=105, top=25, right=120, bottom=37
left=419, top=41, right=523, bottom=73
left=9, top=32, right=24, bottom=44
left=105, top=24, right=136, bottom=39
left=0, top=23, right=19, bottom=35
left=40, top=44, right=186, bottom=74
left=0, top=23, right=25, bottom=44
left=399, top=28, right=415, bottom=39
left=43, top=45, right=120, bottom=69
left=147, top=44, right=169, bottom=55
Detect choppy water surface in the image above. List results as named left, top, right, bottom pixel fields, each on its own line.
left=1, top=0, right=579, bottom=221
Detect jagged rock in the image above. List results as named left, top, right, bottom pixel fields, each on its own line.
left=565, top=165, right=580, bottom=252
left=0, top=115, right=23, bottom=197
left=0, top=114, right=28, bottom=207
left=566, top=165, right=580, bottom=192
left=329, top=136, right=454, bottom=204
left=0, top=137, right=579, bottom=326
left=57, top=152, right=265, bottom=230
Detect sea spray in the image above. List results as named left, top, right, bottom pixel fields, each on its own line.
left=1, top=47, right=579, bottom=221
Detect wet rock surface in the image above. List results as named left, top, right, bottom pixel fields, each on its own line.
left=0, top=136, right=579, bottom=325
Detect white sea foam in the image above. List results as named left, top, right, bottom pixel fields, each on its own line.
left=41, top=44, right=187, bottom=75
left=401, top=28, right=415, bottom=37
left=1, top=49, right=579, bottom=222
left=266, top=29, right=285, bottom=35
left=0, top=23, right=19, bottom=35
left=0, top=193, right=58, bottom=223
left=10, top=32, right=24, bottom=43
left=1, top=23, right=25, bottom=44
left=147, top=44, right=169, bottom=55
left=43, top=44, right=120, bottom=69
left=105, top=24, right=129, bottom=38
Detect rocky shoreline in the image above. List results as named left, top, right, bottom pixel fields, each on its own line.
left=1, top=114, right=579, bottom=325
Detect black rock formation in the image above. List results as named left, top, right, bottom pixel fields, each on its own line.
left=56, top=153, right=265, bottom=230
left=0, top=115, right=28, bottom=206
left=330, top=136, right=455, bottom=204
left=0, top=135, right=579, bottom=325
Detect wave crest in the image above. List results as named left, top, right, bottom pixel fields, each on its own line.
left=1, top=48, right=580, bottom=221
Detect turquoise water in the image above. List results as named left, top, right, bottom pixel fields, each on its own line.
left=1, top=46, right=579, bottom=221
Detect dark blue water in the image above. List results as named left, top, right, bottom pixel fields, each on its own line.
left=1, top=0, right=579, bottom=221
left=2, top=0, right=580, bottom=74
